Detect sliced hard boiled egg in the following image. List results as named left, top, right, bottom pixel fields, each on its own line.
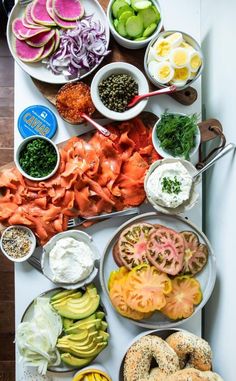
left=189, top=50, right=202, bottom=72
left=152, top=38, right=172, bottom=61
left=147, top=46, right=157, bottom=63
left=180, top=41, right=195, bottom=52
left=170, top=47, right=190, bottom=68
left=171, top=67, right=190, bottom=87
left=189, top=71, right=197, bottom=80
left=148, top=61, right=174, bottom=84
left=166, top=32, right=183, bottom=48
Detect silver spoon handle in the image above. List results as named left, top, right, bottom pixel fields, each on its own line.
left=194, top=143, right=235, bottom=179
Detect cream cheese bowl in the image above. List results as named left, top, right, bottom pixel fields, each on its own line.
left=144, top=158, right=200, bottom=214
left=144, top=30, right=204, bottom=90
left=41, top=230, right=101, bottom=289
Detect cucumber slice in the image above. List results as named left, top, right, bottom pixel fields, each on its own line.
left=117, top=19, right=128, bottom=36
left=126, top=14, right=144, bottom=38
left=132, top=0, right=152, bottom=10
left=135, top=36, right=147, bottom=41
left=112, top=0, right=128, bottom=18
left=143, top=22, right=157, bottom=37
left=138, top=6, right=158, bottom=28
left=117, top=4, right=133, bottom=18
left=151, top=5, right=161, bottom=22
left=119, top=10, right=134, bottom=22
left=113, top=18, right=119, bottom=30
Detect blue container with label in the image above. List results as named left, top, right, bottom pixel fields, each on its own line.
left=18, top=105, right=58, bottom=139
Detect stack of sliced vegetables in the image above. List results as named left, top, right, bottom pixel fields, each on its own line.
left=12, top=0, right=84, bottom=63
left=112, top=0, right=161, bottom=40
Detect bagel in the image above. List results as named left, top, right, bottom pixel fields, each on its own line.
left=166, top=332, right=212, bottom=371
left=166, top=368, right=224, bottom=381
left=123, top=335, right=180, bottom=381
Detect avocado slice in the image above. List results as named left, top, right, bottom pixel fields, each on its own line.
left=60, top=353, right=94, bottom=368
left=67, top=342, right=108, bottom=359
left=51, top=291, right=82, bottom=307
left=100, top=321, right=108, bottom=331
left=51, top=290, right=74, bottom=302
left=98, top=330, right=110, bottom=341
left=63, top=318, right=74, bottom=330
left=66, top=319, right=101, bottom=333
left=58, top=337, right=101, bottom=353
left=53, top=294, right=100, bottom=320
left=96, top=311, right=105, bottom=320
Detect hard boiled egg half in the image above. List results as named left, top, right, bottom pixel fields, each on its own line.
left=148, top=61, right=174, bottom=84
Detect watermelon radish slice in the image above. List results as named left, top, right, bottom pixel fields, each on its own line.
left=53, top=11, right=77, bottom=28
left=12, top=18, right=50, bottom=39
left=46, top=0, right=54, bottom=19
left=22, top=14, right=43, bottom=29
left=25, top=3, right=39, bottom=26
left=54, top=29, right=60, bottom=50
left=26, top=29, right=55, bottom=47
left=53, top=0, right=84, bottom=21
left=14, top=38, right=44, bottom=62
left=31, top=0, right=56, bottom=26
left=40, top=37, right=55, bottom=59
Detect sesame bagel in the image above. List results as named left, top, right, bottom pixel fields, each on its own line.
left=166, top=368, right=223, bottom=381
left=123, top=335, right=180, bottom=381
left=166, top=332, right=212, bottom=371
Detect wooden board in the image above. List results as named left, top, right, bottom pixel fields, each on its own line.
left=31, top=0, right=198, bottom=108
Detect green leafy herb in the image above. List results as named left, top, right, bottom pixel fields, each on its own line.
left=156, top=112, right=198, bottom=160
left=19, top=138, right=57, bottom=178
left=162, top=176, right=182, bottom=195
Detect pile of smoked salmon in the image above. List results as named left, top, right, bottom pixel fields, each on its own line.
left=0, top=118, right=160, bottom=244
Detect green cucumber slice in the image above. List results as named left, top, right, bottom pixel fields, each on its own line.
left=113, top=18, right=119, bottom=30
left=117, top=19, right=128, bottom=36
left=132, top=0, right=152, bottom=10
left=112, top=0, right=128, bottom=18
left=151, top=5, right=161, bottom=21
left=126, top=14, right=144, bottom=37
left=138, top=6, right=158, bottom=28
left=117, top=4, right=133, bottom=18
left=135, top=36, right=147, bottom=41
left=119, top=10, right=134, bottom=23
left=143, top=22, right=157, bottom=37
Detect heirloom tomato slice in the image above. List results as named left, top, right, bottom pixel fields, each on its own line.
left=161, top=276, right=202, bottom=320
left=112, top=240, right=124, bottom=267
left=109, top=278, right=148, bottom=321
left=181, top=231, right=209, bottom=276
left=118, top=223, right=156, bottom=270
left=124, top=264, right=172, bottom=313
left=147, top=227, right=185, bottom=275
left=108, top=266, right=129, bottom=290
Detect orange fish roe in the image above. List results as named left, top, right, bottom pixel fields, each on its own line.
left=56, top=82, right=95, bottom=124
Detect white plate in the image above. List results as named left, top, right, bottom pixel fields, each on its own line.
left=100, top=212, right=216, bottom=329
left=7, top=0, right=110, bottom=84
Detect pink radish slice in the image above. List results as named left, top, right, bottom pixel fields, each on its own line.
left=31, top=0, right=56, bottom=26
left=26, top=29, right=55, bottom=47
left=14, top=38, right=44, bottom=62
left=12, top=18, right=50, bottom=39
left=25, top=3, right=40, bottom=26
left=46, top=0, right=54, bottom=19
left=53, top=11, right=77, bottom=28
left=54, top=29, right=60, bottom=50
left=22, top=15, right=43, bottom=29
left=40, top=37, right=55, bottom=59
left=53, top=0, right=84, bottom=21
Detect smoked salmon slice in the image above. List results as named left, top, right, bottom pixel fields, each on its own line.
left=0, top=118, right=161, bottom=244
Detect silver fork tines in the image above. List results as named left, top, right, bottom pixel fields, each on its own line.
left=67, top=207, right=140, bottom=229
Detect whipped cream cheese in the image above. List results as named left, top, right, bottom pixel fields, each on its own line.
left=147, top=162, right=193, bottom=208
left=49, top=237, right=95, bottom=284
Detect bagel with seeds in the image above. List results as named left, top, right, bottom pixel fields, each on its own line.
left=166, top=331, right=212, bottom=371
left=166, top=368, right=224, bottom=381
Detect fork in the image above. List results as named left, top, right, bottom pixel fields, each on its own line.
left=67, top=207, right=140, bottom=228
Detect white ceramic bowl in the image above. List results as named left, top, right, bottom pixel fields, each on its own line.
left=41, top=230, right=101, bottom=289
left=144, top=30, right=204, bottom=90
left=91, top=62, right=149, bottom=121
left=15, top=135, right=60, bottom=181
left=0, top=225, right=36, bottom=263
left=144, top=158, right=200, bottom=214
left=152, top=112, right=201, bottom=160
left=107, top=0, right=163, bottom=50
left=73, top=364, right=111, bottom=381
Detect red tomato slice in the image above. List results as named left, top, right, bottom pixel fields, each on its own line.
left=180, top=231, right=209, bottom=276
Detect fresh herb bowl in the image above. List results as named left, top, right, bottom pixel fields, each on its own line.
left=91, top=62, right=149, bottom=121
left=144, top=30, right=204, bottom=90
left=15, top=136, right=60, bottom=181
left=152, top=112, right=201, bottom=161
left=0, top=225, right=36, bottom=263
left=107, top=0, right=163, bottom=50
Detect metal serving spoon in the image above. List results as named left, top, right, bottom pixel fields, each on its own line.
left=193, top=143, right=235, bottom=181
left=127, top=85, right=177, bottom=108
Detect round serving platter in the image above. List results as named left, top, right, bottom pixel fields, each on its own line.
left=100, top=212, right=216, bottom=329
left=7, top=0, right=110, bottom=84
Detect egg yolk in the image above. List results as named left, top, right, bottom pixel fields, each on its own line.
left=190, top=54, right=202, bottom=70
left=174, top=67, right=189, bottom=80
left=156, top=41, right=171, bottom=57
left=158, top=65, right=171, bottom=79
left=172, top=50, right=188, bottom=66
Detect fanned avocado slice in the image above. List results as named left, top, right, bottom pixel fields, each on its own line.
left=60, top=353, right=94, bottom=368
